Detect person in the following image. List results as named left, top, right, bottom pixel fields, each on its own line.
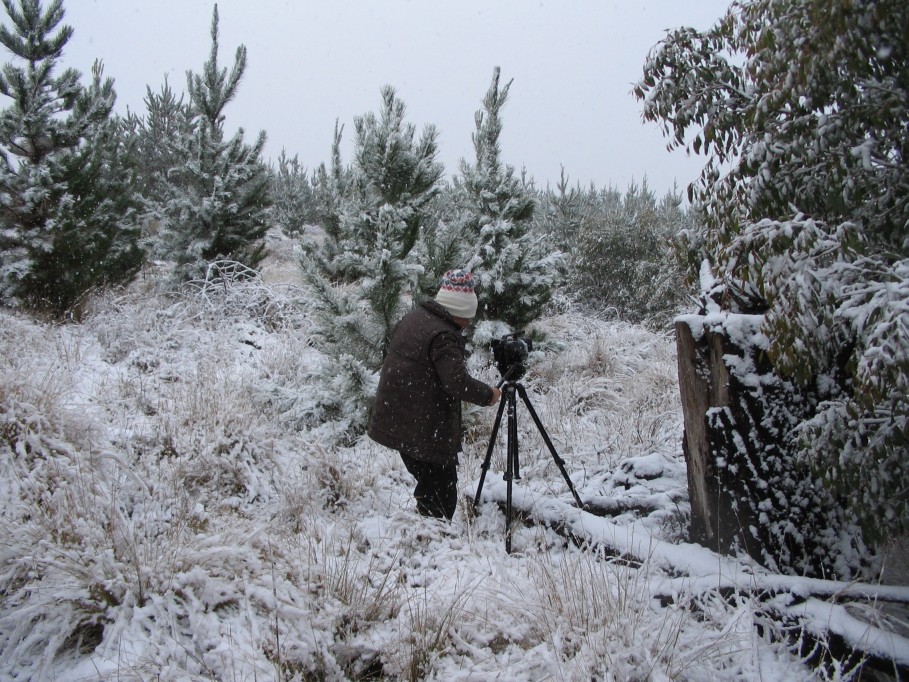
left=368, top=269, right=502, bottom=520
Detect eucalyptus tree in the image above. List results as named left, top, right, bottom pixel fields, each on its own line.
left=636, top=0, right=909, bottom=539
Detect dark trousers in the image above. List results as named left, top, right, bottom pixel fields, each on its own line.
left=400, top=452, right=458, bottom=520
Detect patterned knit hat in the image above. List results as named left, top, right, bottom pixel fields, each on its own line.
left=435, top=269, right=478, bottom=319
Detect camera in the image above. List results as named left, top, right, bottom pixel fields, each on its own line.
left=491, top=331, right=532, bottom=381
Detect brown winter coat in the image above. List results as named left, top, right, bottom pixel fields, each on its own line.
left=368, top=299, right=493, bottom=464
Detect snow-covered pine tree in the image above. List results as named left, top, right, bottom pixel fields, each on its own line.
left=306, top=120, right=353, bottom=280
left=154, top=4, right=270, bottom=280
left=122, top=77, right=195, bottom=256
left=637, top=0, right=909, bottom=541
left=411, top=190, right=470, bottom=301
left=0, top=0, right=142, bottom=315
left=313, top=121, right=346, bottom=245
left=299, top=86, right=443, bottom=440
left=458, top=67, right=562, bottom=330
left=270, top=149, right=316, bottom=237
left=25, top=63, right=144, bottom=314
left=534, top=166, right=589, bottom=254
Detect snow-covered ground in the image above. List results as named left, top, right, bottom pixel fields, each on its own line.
left=1, top=239, right=907, bottom=680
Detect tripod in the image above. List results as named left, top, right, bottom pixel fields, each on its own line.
left=473, top=380, right=585, bottom=553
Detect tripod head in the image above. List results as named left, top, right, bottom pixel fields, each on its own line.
left=491, top=331, right=532, bottom=382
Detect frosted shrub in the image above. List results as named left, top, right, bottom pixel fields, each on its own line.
left=182, top=259, right=308, bottom=332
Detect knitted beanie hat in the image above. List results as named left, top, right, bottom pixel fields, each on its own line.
left=435, top=269, right=478, bottom=319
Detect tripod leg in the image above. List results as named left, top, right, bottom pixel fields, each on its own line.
left=515, top=384, right=585, bottom=510
left=504, top=386, right=517, bottom=553
left=473, top=392, right=508, bottom=509
left=509, top=387, right=520, bottom=481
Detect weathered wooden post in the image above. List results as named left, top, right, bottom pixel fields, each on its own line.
left=675, top=315, right=737, bottom=553
left=675, top=308, right=867, bottom=577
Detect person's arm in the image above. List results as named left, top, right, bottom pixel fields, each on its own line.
left=430, top=331, right=496, bottom=406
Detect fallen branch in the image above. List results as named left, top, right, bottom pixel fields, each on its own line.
left=475, top=480, right=909, bottom=672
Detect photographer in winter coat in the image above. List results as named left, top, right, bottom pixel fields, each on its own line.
left=368, top=270, right=501, bottom=520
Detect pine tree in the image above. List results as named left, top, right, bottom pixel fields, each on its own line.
left=299, top=86, right=443, bottom=440
left=0, top=0, right=142, bottom=314
left=155, top=4, right=270, bottom=280
left=270, top=149, right=316, bottom=237
left=411, top=185, right=469, bottom=300
left=312, top=120, right=347, bottom=247
left=122, top=77, right=195, bottom=256
left=458, top=67, right=561, bottom=330
left=23, top=63, right=143, bottom=314
left=569, top=180, right=690, bottom=327
left=535, top=166, right=589, bottom=254
left=306, top=120, right=353, bottom=279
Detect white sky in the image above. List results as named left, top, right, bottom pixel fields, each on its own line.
left=58, top=1, right=730, bottom=194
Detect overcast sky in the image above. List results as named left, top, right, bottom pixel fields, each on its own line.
left=58, top=1, right=730, bottom=194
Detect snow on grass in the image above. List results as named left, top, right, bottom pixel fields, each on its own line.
left=1, top=247, right=905, bottom=680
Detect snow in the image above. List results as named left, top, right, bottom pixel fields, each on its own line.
left=0, top=237, right=907, bottom=680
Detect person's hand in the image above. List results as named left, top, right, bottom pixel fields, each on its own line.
left=489, top=387, right=502, bottom=405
